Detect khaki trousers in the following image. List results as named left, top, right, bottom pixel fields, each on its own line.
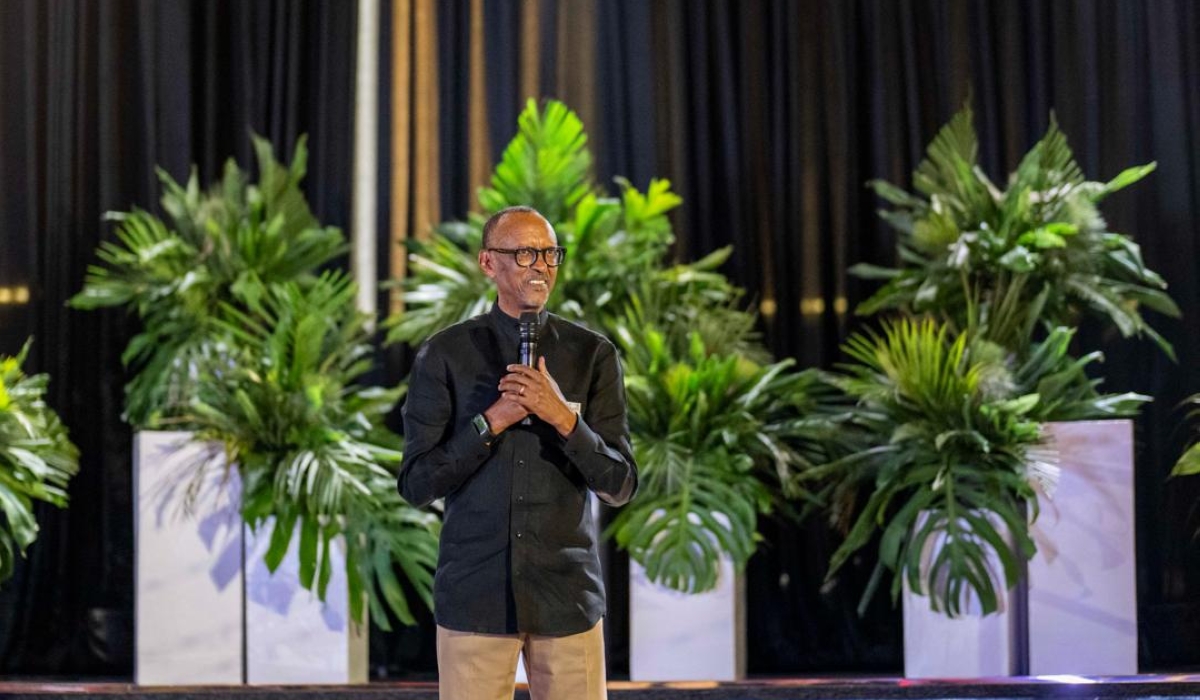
left=436, top=620, right=607, bottom=700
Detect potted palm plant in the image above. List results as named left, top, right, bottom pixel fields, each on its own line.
left=0, top=341, right=80, bottom=586
left=71, top=137, right=436, bottom=684
left=831, top=104, right=1177, bottom=676
left=389, top=99, right=834, bottom=681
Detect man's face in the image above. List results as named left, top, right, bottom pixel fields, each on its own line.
left=479, top=211, right=559, bottom=317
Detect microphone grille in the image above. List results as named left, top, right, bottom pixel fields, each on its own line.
left=518, top=312, right=540, bottom=339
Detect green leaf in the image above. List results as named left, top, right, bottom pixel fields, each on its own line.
left=1171, top=442, right=1200, bottom=477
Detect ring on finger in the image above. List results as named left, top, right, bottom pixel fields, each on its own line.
left=520, top=386, right=525, bottom=396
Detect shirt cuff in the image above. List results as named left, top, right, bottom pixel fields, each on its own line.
left=446, top=422, right=493, bottom=468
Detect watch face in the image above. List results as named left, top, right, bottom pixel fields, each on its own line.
left=473, top=414, right=492, bottom=440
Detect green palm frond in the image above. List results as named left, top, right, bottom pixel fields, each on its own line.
left=188, top=273, right=437, bottom=629
left=385, top=221, right=495, bottom=345
left=0, top=341, right=80, bottom=585
left=70, top=134, right=347, bottom=427
left=478, top=98, right=594, bottom=221
left=816, top=318, right=1042, bottom=617
left=1172, top=394, right=1200, bottom=479
left=855, top=102, right=1177, bottom=368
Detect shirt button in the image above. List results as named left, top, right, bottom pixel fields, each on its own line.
left=517, top=495, right=524, bottom=502
left=518, top=460, right=525, bottom=467
left=516, top=532, right=523, bottom=539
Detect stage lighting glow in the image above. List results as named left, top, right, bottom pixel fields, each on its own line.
left=1035, top=674, right=1099, bottom=684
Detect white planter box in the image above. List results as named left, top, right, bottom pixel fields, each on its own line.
left=902, top=512, right=1019, bottom=678
left=628, top=554, right=745, bottom=682
left=134, top=431, right=366, bottom=685
left=135, top=431, right=244, bottom=685
left=1027, top=420, right=1137, bottom=675
left=245, top=522, right=368, bottom=683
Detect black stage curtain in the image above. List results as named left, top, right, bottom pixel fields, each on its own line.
left=432, top=0, right=1200, bottom=674
left=0, top=0, right=357, bottom=675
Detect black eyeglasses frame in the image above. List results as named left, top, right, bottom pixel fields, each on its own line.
left=485, top=246, right=568, bottom=267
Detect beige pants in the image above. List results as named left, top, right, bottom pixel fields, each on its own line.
left=436, top=620, right=607, bottom=700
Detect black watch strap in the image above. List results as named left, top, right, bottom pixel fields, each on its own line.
left=472, top=413, right=496, bottom=447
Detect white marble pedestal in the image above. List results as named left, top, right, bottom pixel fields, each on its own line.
left=628, top=555, right=745, bottom=682
left=902, top=513, right=1019, bottom=678
left=135, top=431, right=243, bottom=685
left=1027, top=420, right=1137, bottom=675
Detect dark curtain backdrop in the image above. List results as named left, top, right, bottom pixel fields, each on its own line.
left=0, top=0, right=356, bottom=674
left=3, top=0, right=1200, bottom=680
left=432, top=0, right=1200, bottom=675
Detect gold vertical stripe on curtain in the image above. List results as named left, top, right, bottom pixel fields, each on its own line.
left=556, top=0, right=597, bottom=141
left=520, top=0, right=540, bottom=102
left=413, top=0, right=440, bottom=238
left=390, top=0, right=441, bottom=316
left=467, top=0, right=491, bottom=201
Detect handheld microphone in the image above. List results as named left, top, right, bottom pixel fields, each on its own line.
left=518, top=312, right=540, bottom=425
left=518, top=312, right=539, bottom=368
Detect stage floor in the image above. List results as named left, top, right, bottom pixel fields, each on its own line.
left=2, top=676, right=1200, bottom=700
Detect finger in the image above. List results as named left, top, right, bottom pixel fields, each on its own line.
left=505, top=364, right=542, bottom=379
left=537, top=357, right=549, bottom=375
left=499, top=376, right=533, bottom=393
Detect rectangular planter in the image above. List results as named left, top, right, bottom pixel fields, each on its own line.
left=902, top=512, right=1019, bottom=678
left=134, top=431, right=243, bottom=685
left=134, top=431, right=366, bottom=685
left=1027, top=420, right=1137, bottom=675
left=245, top=522, right=368, bottom=683
left=629, top=554, right=745, bottom=682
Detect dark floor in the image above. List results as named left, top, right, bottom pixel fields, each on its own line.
left=2, top=676, right=1200, bottom=700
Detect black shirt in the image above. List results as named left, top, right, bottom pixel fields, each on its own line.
left=398, top=305, right=638, bottom=636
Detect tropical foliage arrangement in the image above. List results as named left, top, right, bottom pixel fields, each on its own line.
left=811, top=320, right=1084, bottom=616
left=70, top=136, right=346, bottom=427
left=390, top=99, right=835, bottom=592
left=812, top=104, right=1176, bottom=615
left=0, top=341, right=80, bottom=584
left=853, top=103, right=1178, bottom=362
left=71, top=138, right=437, bottom=627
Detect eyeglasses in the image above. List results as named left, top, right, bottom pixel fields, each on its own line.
left=486, top=246, right=567, bottom=267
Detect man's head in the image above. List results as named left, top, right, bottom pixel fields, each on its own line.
left=479, top=206, right=562, bottom=317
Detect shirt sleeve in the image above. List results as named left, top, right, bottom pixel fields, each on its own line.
left=560, top=339, right=638, bottom=506
left=396, top=341, right=492, bottom=508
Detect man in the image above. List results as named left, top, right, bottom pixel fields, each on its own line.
left=398, top=205, right=638, bottom=700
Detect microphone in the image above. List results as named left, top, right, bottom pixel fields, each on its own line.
left=518, top=313, right=540, bottom=425
left=518, top=312, right=540, bottom=368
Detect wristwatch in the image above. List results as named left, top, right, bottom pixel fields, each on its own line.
left=472, top=413, right=496, bottom=447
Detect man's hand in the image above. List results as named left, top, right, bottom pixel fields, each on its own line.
left=482, top=391, right=529, bottom=434
left=496, top=357, right=578, bottom=437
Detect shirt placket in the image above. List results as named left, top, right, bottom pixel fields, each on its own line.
left=509, top=433, right=532, bottom=591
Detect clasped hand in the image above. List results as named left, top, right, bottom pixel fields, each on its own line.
left=486, top=357, right=577, bottom=437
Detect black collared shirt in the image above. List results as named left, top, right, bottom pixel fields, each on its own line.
left=398, top=305, right=638, bottom=636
